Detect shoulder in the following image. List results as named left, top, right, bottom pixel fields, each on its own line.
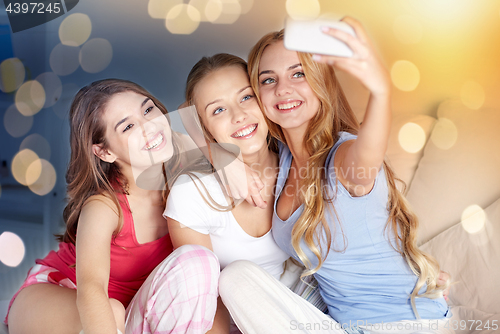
left=168, top=172, right=223, bottom=206
left=80, top=194, right=120, bottom=231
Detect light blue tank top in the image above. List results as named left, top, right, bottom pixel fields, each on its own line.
left=272, top=132, right=450, bottom=326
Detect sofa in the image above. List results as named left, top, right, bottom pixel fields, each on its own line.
left=1, top=100, right=498, bottom=333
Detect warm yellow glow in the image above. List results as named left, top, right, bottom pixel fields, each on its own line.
left=79, top=38, right=113, bottom=73
left=4, top=104, right=33, bottom=138
left=20, top=134, right=51, bottom=160
left=239, top=0, right=253, bottom=14
left=460, top=81, right=485, bottom=110
left=391, top=60, right=420, bottom=92
left=286, top=0, right=320, bottom=20
left=209, top=0, right=241, bottom=24
left=166, top=4, right=201, bottom=34
left=50, top=44, right=80, bottom=76
left=15, top=80, right=46, bottom=117
left=189, top=0, right=211, bottom=21
left=436, top=99, right=463, bottom=117
left=148, top=0, right=183, bottom=19
left=11, top=149, right=40, bottom=186
left=0, top=58, right=25, bottom=93
left=0, top=232, right=25, bottom=267
left=461, top=204, right=486, bottom=234
left=430, top=118, right=458, bottom=150
left=205, top=0, right=222, bottom=22
left=393, top=15, right=423, bottom=44
left=35, top=72, right=62, bottom=108
left=398, top=122, right=426, bottom=153
left=28, top=159, right=57, bottom=196
left=58, top=13, right=92, bottom=47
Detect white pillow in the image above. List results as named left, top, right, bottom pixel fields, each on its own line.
left=386, top=114, right=436, bottom=189
left=420, top=197, right=500, bottom=314
left=406, top=101, right=500, bottom=243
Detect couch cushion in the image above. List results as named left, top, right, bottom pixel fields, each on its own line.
left=406, top=101, right=500, bottom=243
left=386, top=114, right=436, bottom=189
left=420, top=196, right=500, bottom=314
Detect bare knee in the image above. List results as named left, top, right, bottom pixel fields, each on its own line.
left=109, top=298, right=125, bottom=331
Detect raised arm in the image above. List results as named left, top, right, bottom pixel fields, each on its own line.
left=75, top=195, right=124, bottom=334
left=314, top=17, right=391, bottom=195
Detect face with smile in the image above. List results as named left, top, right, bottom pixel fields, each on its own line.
left=95, top=91, right=174, bottom=171
left=193, top=65, right=269, bottom=157
left=258, top=40, right=321, bottom=133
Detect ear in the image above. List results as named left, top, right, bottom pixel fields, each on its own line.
left=92, top=144, right=117, bottom=163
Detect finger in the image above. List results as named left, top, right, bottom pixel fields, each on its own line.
left=252, top=172, right=265, bottom=190
left=321, top=26, right=363, bottom=56
left=340, top=16, right=369, bottom=43
left=251, top=193, right=267, bottom=209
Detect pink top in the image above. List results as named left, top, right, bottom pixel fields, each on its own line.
left=37, top=192, right=173, bottom=307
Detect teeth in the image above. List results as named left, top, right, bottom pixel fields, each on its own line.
left=146, top=133, right=163, bottom=150
left=233, top=124, right=257, bottom=138
left=277, top=101, right=301, bottom=110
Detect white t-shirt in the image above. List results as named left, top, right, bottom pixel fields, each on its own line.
left=164, top=173, right=289, bottom=279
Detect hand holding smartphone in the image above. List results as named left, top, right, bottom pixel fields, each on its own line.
left=284, top=18, right=356, bottom=57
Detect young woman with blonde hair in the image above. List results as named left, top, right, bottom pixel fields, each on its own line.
left=219, top=18, right=452, bottom=334
left=6, top=79, right=219, bottom=334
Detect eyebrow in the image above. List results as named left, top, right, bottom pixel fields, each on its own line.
left=114, top=97, right=151, bottom=131
left=258, top=63, right=302, bottom=77
left=204, top=86, right=251, bottom=112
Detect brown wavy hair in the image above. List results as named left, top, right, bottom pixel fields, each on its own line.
left=57, top=79, right=181, bottom=244
left=248, top=30, right=447, bottom=318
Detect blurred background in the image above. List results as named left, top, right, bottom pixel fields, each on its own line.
left=1, top=0, right=499, bottom=302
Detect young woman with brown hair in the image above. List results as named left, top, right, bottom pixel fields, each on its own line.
left=219, top=18, right=452, bottom=333
left=6, top=79, right=219, bottom=334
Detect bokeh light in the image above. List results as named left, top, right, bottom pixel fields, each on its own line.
left=148, top=0, right=182, bottom=19
left=391, top=60, right=420, bottom=92
left=208, top=0, right=241, bottom=24
left=0, top=232, right=25, bottom=267
left=79, top=38, right=113, bottom=73
left=286, top=0, right=320, bottom=20
left=11, top=149, right=41, bottom=186
left=15, top=80, right=46, bottom=117
left=189, top=0, right=211, bottom=21
left=35, top=72, right=62, bottom=108
left=239, top=0, right=253, bottom=14
left=59, top=13, right=92, bottom=47
left=398, top=122, right=426, bottom=153
left=166, top=4, right=201, bottom=34
left=27, top=159, right=57, bottom=196
left=430, top=118, right=458, bottom=150
left=50, top=43, right=80, bottom=76
left=460, top=81, right=485, bottom=110
left=4, top=104, right=33, bottom=138
left=393, top=15, right=423, bottom=44
left=461, top=204, right=486, bottom=234
left=20, top=134, right=51, bottom=161
left=0, top=58, right=25, bottom=93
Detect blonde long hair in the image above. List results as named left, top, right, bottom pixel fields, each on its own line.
left=248, top=30, right=447, bottom=317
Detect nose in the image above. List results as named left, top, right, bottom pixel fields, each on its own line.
left=139, top=117, right=158, bottom=138
left=231, top=105, right=248, bottom=124
left=275, top=78, right=293, bottom=97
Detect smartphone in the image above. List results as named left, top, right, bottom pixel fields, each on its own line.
left=284, top=18, right=356, bottom=57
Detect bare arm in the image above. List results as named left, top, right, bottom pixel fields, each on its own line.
left=76, top=195, right=122, bottom=334
left=314, top=17, right=391, bottom=195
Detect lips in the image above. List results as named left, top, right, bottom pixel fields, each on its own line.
left=142, top=131, right=165, bottom=151
left=231, top=123, right=258, bottom=139
left=275, top=100, right=302, bottom=113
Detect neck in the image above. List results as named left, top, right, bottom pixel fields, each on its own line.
left=121, top=163, right=165, bottom=200
left=241, top=145, right=277, bottom=175
left=282, top=127, right=309, bottom=169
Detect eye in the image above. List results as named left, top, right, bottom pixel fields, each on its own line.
left=213, top=107, right=225, bottom=115
left=293, top=71, right=305, bottom=78
left=241, top=94, right=253, bottom=102
left=144, top=106, right=154, bottom=115
left=260, top=77, right=275, bottom=85
left=123, top=124, right=134, bottom=132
